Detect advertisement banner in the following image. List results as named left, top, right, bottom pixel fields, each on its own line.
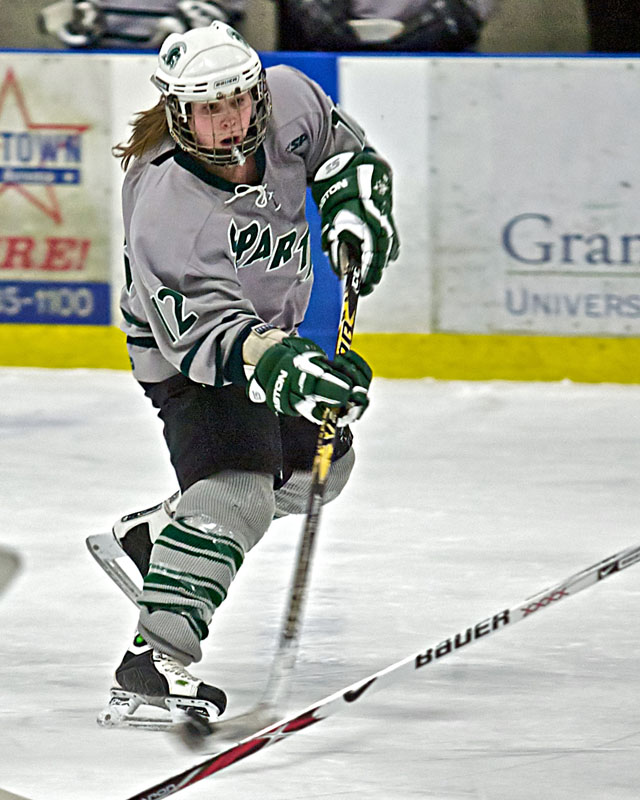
left=0, top=54, right=112, bottom=325
left=430, top=57, right=640, bottom=336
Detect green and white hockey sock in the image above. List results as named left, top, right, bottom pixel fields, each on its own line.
left=137, top=470, right=274, bottom=663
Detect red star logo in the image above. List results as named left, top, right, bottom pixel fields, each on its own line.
left=0, top=68, right=90, bottom=224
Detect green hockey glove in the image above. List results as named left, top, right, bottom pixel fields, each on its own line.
left=311, top=150, right=400, bottom=296
left=332, top=348, right=373, bottom=425
left=247, top=336, right=372, bottom=425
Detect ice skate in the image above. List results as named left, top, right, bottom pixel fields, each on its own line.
left=112, top=490, right=180, bottom=576
left=86, top=491, right=180, bottom=604
left=98, top=634, right=227, bottom=732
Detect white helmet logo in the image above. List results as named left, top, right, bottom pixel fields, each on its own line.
left=227, top=28, right=249, bottom=47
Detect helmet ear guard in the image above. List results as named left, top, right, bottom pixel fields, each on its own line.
left=152, top=21, right=271, bottom=166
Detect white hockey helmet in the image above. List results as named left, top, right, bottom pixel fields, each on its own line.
left=151, top=21, right=271, bottom=166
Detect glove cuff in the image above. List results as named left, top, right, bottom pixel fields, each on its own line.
left=242, top=323, right=287, bottom=367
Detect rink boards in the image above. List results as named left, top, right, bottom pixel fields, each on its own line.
left=0, top=50, right=639, bottom=382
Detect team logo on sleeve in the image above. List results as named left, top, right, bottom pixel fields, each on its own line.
left=286, top=133, right=308, bottom=153
left=228, top=219, right=311, bottom=279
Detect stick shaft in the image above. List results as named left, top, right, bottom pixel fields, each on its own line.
left=282, top=249, right=362, bottom=638
left=261, top=245, right=363, bottom=707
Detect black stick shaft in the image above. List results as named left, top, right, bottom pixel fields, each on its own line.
left=279, top=243, right=362, bottom=649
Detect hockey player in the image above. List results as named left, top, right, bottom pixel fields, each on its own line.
left=50, top=0, right=245, bottom=49
left=100, top=22, right=399, bottom=727
left=276, top=0, right=495, bottom=52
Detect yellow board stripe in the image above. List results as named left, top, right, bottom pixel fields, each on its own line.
left=0, top=325, right=638, bottom=383
left=0, top=325, right=130, bottom=369
left=352, top=332, right=640, bottom=384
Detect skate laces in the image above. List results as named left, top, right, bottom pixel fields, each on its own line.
left=153, top=651, right=197, bottom=684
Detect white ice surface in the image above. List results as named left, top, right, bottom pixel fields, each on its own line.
left=1, top=368, right=639, bottom=800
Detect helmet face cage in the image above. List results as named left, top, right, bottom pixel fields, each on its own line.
left=166, top=70, right=271, bottom=166
left=152, top=23, right=271, bottom=167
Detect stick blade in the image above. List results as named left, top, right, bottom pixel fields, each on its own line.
left=0, top=547, right=21, bottom=596
left=178, top=702, right=283, bottom=751
left=0, top=788, right=34, bottom=800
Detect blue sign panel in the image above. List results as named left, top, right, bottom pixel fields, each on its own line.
left=0, top=280, right=110, bottom=324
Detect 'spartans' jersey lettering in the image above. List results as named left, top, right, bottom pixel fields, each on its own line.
left=229, top=218, right=311, bottom=277
left=296, top=228, right=311, bottom=281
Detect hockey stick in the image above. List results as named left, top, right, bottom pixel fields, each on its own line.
left=205, top=241, right=363, bottom=740
left=124, top=542, right=640, bottom=800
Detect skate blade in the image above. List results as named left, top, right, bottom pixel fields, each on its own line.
left=86, top=533, right=141, bottom=605
left=97, top=689, right=220, bottom=732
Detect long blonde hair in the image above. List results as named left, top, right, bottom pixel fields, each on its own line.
left=112, top=99, right=171, bottom=171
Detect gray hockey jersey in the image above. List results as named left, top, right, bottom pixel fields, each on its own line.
left=119, top=65, right=368, bottom=387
